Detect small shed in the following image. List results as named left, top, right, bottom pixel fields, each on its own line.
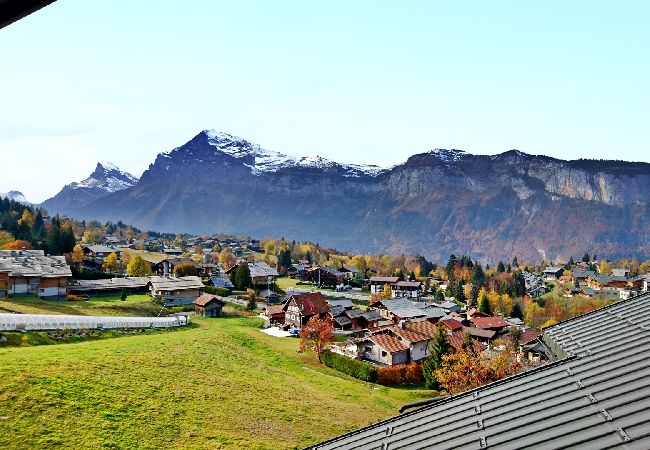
left=193, top=294, right=225, bottom=318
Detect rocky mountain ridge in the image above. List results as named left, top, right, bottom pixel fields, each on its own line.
left=47, top=131, right=650, bottom=262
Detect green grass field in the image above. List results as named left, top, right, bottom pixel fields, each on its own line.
left=0, top=296, right=433, bottom=449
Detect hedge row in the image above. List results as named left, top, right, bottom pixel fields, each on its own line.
left=376, top=363, right=423, bottom=385
left=321, top=351, right=377, bottom=382
left=203, top=286, right=231, bottom=297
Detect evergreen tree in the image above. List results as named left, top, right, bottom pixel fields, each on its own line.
left=120, top=288, right=127, bottom=302
left=435, top=289, right=445, bottom=303
left=423, top=323, right=450, bottom=389
left=478, top=292, right=492, bottom=315
left=231, top=262, right=252, bottom=290
left=46, top=217, right=63, bottom=255
left=511, top=302, right=523, bottom=320
left=568, top=256, right=575, bottom=266
left=506, top=263, right=512, bottom=273
left=497, top=261, right=506, bottom=273
left=582, top=253, right=590, bottom=263
left=471, top=263, right=485, bottom=287
left=455, top=280, right=466, bottom=303
left=512, top=256, right=519, bottom=268
left=445, top=254, right=457, bottom=281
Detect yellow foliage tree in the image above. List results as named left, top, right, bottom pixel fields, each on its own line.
left=0, top=231, right=15, bottom=249
left=102, top=252, right=118, bottom=273
left=380, top=283, right=393, bottom=299
left=71, top=244, right=85, bottom=264
left=126, top=256, right=153, bottom=276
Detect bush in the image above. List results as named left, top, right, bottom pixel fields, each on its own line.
left=203, top=286, right=230, bottom=297
left=66, top=294, right=84, bottom=302
left=321, top=351, right=376, bottom=382
left=376, top=363, right=423, bottom=386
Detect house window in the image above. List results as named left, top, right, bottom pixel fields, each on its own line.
left=381, top=351, right=387, bottom=357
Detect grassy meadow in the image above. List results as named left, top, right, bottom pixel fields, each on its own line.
left=0, top=296, right=433, bottom=449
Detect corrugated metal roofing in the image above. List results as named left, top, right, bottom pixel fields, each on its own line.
left=309, top=293, right=650, bottom=450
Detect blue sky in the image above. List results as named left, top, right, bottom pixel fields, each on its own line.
left=1, top=0, right=649, bottom=202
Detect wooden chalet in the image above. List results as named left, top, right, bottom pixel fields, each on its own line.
left=193, top=294, right=225, bottom=317
left=0, top=250, right=71, bottom=299
left=284, top=292, right=330, bottom=327
left=301, top=266, right=344, bottom=287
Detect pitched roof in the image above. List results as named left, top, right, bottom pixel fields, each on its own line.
left=264, top=304, right=286, bottom=315
left=193, top=294, right=225, bottom=307
left=368, top=333, right=408, bottom=353
left=149, top=276, right=204, bottom=291
left=310, top=293, right=650, bottom=450
left=472, top=316, right=511, bottom=329
left=0, top=250, right=71, bottom=278
left=289, top=292, right=329, bottom=316
left=393, top=280, right=422, bottom=288
left=391, top=326, right=430, bottom=343
left=440, top=318, right=463, bottom=331
left=369, top=276, right=400, bottom=283
left=373, top=299, right=427, bottom=319
left=518, top=328, right=542, bottom=346
left=462, top=326, right=497, bottom=339
left=248, top=262, right=279, bottom=278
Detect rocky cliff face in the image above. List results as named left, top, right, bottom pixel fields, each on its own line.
left=66, top=131, right=649, bottom=263
left=42, top=162, right=138, bottom=216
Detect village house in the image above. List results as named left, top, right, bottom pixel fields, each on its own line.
left=193, top=294, right=225, bottom=318
left=148, top=276, right=204, bottom=306
left=68, top=277, right=150, bottom=296
left=359, top=333, right=409, bottom=366
left=389, top=320, right=437, bottom=361
left=82, top=244, right=121, bottom=260
left=225, top=261, right=279, bottom=285
left=283, top=292, right=330, bottom=327
left=368, top=276, right=400, bottom=295
left=338, top=266, right=360, bottom=281
left=542, top=266, right=564, bottom=281
left=262, top=304, right=287, bottom=326
left=0, top=250, right=71, bottom=299
left=391, top=280, right=423, bottom=299
left=471, top=316, right=511, bottom=334
left=301, top=266, right=344, bottom=287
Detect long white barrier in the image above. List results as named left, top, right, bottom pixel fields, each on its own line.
left=0, top=314, right=190, bottom=332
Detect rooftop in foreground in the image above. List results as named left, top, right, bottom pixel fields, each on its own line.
left=309, top=292, right=650, bottom=449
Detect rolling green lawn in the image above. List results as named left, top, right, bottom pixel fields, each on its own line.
left=0, top=297, right=433, bottom=449
left=0, top=294, right=169, bottom=317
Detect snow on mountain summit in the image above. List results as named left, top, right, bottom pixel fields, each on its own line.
left=194, top=129, right=387, bottom=176
left=0, top=190, right=31, bottom=204
left=72, top=162, right=139, bottom=193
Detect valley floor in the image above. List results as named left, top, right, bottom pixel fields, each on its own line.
left=0, top=297, right=432, bottom=449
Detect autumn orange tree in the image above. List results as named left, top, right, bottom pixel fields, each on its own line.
left=434, top=349, right=521, bottom=394
left=299, top=316, right=334, bottom=363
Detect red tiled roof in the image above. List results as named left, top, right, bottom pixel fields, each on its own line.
left=404, top=321, right=438, bottom=338
left=518, top=328, right=543, bottom=346
left=472, top=316, right=511, bottom=329
left=369, top=333, right=408, bottom=353
left=441, top=319, right=463, bottom=331
left=264, top=304, right=286, bottom=316
left=391, top=326, right=430, bottom=343
left=290, top=292, right=330, bottom=316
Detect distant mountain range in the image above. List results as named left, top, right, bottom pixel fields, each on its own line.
left=17, top=130, right=650, bottom=263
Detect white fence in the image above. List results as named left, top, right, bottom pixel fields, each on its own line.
left=0, top=313, right=190, bottom=332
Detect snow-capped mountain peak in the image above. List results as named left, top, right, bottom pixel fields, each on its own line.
left=72, top=162, right=139, bottom=193
left=165, top=129, right=388, bottom=177
left=0, top=190, right=31, bottom=205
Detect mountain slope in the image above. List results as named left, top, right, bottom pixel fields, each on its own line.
left=70, top=131, right=649, bottom=263
left=41, top=162, right=138, bottom=216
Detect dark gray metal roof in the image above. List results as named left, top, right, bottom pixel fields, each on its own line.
left=308, top=292, right=650, bottom=449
